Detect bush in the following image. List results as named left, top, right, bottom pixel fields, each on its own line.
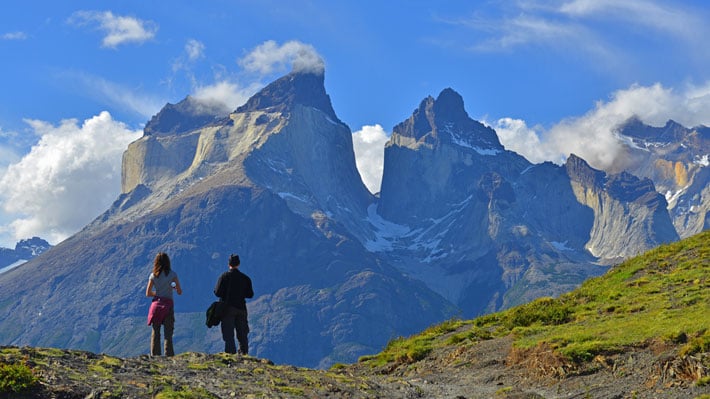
left=504, top=297, right=572, bottom=329
left=0, top=362, right=39, bottom=393
left=679, top=331, right=710, bottom=357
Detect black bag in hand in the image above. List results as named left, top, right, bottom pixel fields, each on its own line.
left=206, top=301, right=227, bottom=328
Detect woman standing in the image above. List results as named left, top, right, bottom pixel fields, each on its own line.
left=146, top=252, right=182, bottom=356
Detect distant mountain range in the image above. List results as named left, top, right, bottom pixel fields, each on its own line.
left=0, top=69, right=706, bottom=368
left=0, top=237, right=51, bottom=273
left=615, top=117, right=709, bottom=238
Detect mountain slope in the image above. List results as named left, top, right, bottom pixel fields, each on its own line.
left=356, top=230, right=710, bottom=398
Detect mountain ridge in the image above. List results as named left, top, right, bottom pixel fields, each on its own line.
left=0, top=237, right=51, bottom=273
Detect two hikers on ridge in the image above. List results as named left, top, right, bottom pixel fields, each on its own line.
left=145, top=253, right=254, bottom=356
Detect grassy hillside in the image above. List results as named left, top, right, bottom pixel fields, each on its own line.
left=358, top=230, right=709, bottom=373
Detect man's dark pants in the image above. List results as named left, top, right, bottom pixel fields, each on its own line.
left=221, top=305, right=249, bottom=355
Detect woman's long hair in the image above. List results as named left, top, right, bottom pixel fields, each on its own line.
left=153, top=252, right=171, bottom=277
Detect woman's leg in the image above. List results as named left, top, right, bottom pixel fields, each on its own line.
left=163, top=311, right=175, bottom=356
left=150, top=322, right=162, bottom=356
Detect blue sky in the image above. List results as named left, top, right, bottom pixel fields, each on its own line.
left=1, top=0, right=710, bottom=247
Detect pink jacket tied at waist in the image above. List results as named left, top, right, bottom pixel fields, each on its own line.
left=147, top=297, right=174, bottom=325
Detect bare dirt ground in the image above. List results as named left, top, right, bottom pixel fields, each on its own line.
left=2, top=337, right=708, bottom=399
left=348, top=335, right=709, bottom=399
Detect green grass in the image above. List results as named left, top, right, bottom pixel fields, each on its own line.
left=155, top=386, right=217, bottom=399
left=359, top=230, right=710, bottom=367
left=507, top=231, right=709, bottom=361
left=358, top=318, right=469, bottom=367
left=187, top=362, right=210, bottom=370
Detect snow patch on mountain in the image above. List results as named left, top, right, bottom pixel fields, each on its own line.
left=617, top=134, right=647, bottom=151
left=402, top=196, right=474, bottom=262
left=0, top=259, right=26, bottom=275
left=325, top=115, right=339, bottom=126
left=442, top=123, right=501, bottom=155
left=364, top=204, right=410, bottom=252
left=665, top=186, right=689, bottom=205
left=694, top=154, right=709, bottom=167
left=278, top=192, right=309, bottom=203
left=551, top=241, right=573, bottom=252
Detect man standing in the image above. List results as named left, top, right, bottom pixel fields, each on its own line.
left=214, top=254, right=254, bottom=355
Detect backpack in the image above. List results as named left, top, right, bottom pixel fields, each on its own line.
left=206, top=301, right=227, bottom=328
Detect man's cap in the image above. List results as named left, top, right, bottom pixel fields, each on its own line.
left=229, top=254, right=240, bottom=266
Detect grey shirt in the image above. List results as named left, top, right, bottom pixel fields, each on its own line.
left=149, top=270, right=177, bottom=299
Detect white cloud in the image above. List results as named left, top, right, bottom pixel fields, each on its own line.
left=464, top=13, right=585, bottom=50
left=0, top=145, right=20, bottom=170
left=171, top=39, right=207, bottom=80
left=352, top=124, right=389, bottom=194
left=238, top=40, right=325, bottom=75
left=451, top=0, right=710, bottom=66
left=68, top=10, right=157, bottom=48
left=182, top=40, right=325, bottom=119
left=492, top=81, right=710, bottom=171
left=185, top=39, right=205, bottom=61
left=492, top=118, right=560, bottom=164
left=0, top=112, right=141, bottom=246
left=558, top=0, right=700, bottom=38
left=61, top=71, right=164, bottom=119
left=1, top=31, right=27, bottom=40
left=192, top=80, right=262, bottom=114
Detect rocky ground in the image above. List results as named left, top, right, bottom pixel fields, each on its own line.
left=2, top=332, right=708, bottom=399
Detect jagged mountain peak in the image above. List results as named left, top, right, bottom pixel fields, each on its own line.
left=565, top=153, right=660, bottom=202
left=392, top=87, right=502, bottom=151
left=565, top=153, right=604, bottom=186
left=432, top=88, right=468, bottom=124
left=14, top=237, right=51, bottom=258
left=618, top=117, right=693, bottom=144
left=605, top=171, right=661, bottom=204
left=236, top=70, right=339, bottom=122
left=144, top=96, right=226, bottom=136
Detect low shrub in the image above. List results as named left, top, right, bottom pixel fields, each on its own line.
left=679, top=331, right=710, bottom=357
left=0, top=362, right=39, bottom=393
left=504, top=297, right=572, bottom=329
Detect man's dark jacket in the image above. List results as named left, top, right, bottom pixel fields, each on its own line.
left=214, top=268, right=254, bottom=311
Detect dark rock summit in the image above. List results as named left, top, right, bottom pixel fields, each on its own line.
left=237, top=70, right=339, bottom=123
left=392, top=88, right=502, bottom=150
left=144, top=96, right=225, bottom=136
left=0, top=237, right=51, bottom=271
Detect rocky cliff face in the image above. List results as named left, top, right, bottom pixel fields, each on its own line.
left=565, top=154, right=679, bottom=260
left=121, top=96, right=224, bottom=194
left=614, top=118, right=710, bottom=238
left=378, top=89, right=510, bottom=224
